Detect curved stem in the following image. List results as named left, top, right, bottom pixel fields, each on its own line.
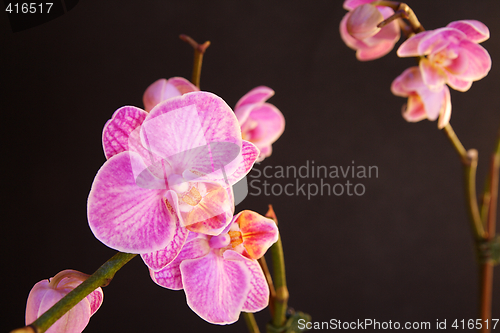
left=479, top=130, right=500, bottom=333
left=442, top=124, right=485, bottom=239
left=243, top=313, right=261, bottom=333
left=258, top=256, right=276, bottom=317
left=179, top=34, right=210, bottom=89
left=11, top=252, right=137, bottom=333
left=373, top=2, right=424, bottom=34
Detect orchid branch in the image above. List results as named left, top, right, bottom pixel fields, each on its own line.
left=243, top=313, right=261, bottom=333
left=11, top=252, right=137, bottom=333
left=179, top=34, right=210, bottom=89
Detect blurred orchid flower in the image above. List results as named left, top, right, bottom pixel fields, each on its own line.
left=26, top=270, right=103, bottom=333
left=340, top=0, right=401, bottom=61
left=89, top=92, right=259, bottom=271
left=391, top=66, right=451, bottom=129
left=143, top=77, right=198, bottom=112
left=150, top=210, right=279, bottom=324
left=234, top=86, right=284, bottom=162
left=397, top=20, right=491, bottom=92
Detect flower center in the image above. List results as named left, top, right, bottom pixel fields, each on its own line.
left=209, top=234, right=231, bottom=249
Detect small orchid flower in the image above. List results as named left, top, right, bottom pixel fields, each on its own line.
left=90, top=91, right=260, bottom=271
left=391, top=66, right=451, bottom=129
left=340, top=0, right=401, bottom=61
left=397, top=20, right=491, bottom=92
left=234, top=86, right=284, bottom=162
left=143, top=77, right=198, bottom=112
left=26, top=270, right=103, bottom=333
left=150, top=210, right=279, bottom=324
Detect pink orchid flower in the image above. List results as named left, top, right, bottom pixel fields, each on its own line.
left=340, top=0, right=401, bottom=61
left=26, top=270, right=103, bottom=333
left=234, top=86, right=284, bottom=162
left=397, top=20, right=491, bottom=92
left=391, top=66, right=451, bottom=129
left=150, top=210, right=279, bottom=325
left=143, top=77, right=198, bottom=112
left=89, top=92, right=260, bottom=270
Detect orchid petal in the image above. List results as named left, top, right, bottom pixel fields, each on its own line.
left=26, top=280, right=49, bottom=325
left=151, top=235, right=210, bottom=289
left=143, top=77, right=199, bottom=112
left=87, top=288, right=104, bottom=316
left=88, top=152, right=177, bottom=253
left=454, top=40, right=491, bottom=81
left=340, top=12, right=369, bottom=51
left=346, top=4, right=382, bottom=41
left=235, top=210, right=279, bottom=260
left=447, top=20, right=489, bottom=43
left=419, top=58, right=447, bottom=91
left=244, top=104, right=285, bottom=147
left=446, top=74, right=472, bottom=92
left=417, top=28, right=465, bottom=56
left=402, top=95, right=428, bottom=123
left=242, top=258, right=269, bottom=312
left=235, top=86, right=274, bottom=111
left=141, top=209, right=189, bottom=271
left=257, top=145, right=272, bottom=162
left=181, top=249, right=250, bottom=324
left=397, top=31, right=432, bottom=57
left=356, top=39, right=396, bottom=61
left=102, top=106, right=148, bottom=159
left=437, top=86, right=452, bottom=129
left=142, top=92, right=242, bottom=178
left=418, top=86, right=446, bottom=121
left=343, top=0, right=376, bottom=11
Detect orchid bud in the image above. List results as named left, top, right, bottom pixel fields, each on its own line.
left=346, top=4, right=383, bottom=40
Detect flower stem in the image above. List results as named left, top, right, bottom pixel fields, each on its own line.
left=11, top=252, right=137, bottom=333
left=270, top=234, right=289, bottom=329
left=479, top=131, right=500, bottom=333
left=442, top=124, right=485, bottom=240
left=243, top=312, right=261, bottom=333
left=179, top=34, right=210, bottom=89
left=374, top=2, right=424, bottom=34
left=258, top=256, right=276, bottom=317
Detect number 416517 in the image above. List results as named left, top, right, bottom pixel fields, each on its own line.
left=5, top=3, right=53, bottom=14
left=452, top=319, right=499, bottom=330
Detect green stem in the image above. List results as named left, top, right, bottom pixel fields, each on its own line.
left=258, top=256, right=276, bottom=317
left=479, top=130, right=500, bottom=333
left=270, top=234, right=289, bottom=329
left=243, top=313, right=261, bottom=333
left=442, top=124, right=485, bottom=240
left=179, top=34, right=210, bottom=89
left=11, top=252, right=137, bottom=333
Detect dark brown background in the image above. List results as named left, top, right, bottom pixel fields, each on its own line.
left=2, top=1, right=500, bottom=332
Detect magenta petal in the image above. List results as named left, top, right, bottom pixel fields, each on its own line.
left=88, top=152, right=176, bottom=253
left=151, top=235, right=210, bottom=289
left=397, top=31, right=431, bottom=57
left=38, top=289, right=91, bottom=333
left=437, top=86, right=452, bottom=129
left=181, top=249, right=251, bottom=324
left=343, top=0, right=375, bottom=11
left=447, top=20, right=489, bottom=43
left=245, top=104, right=285, bottom=147
left=402, top=95, right=427, bottom=123
left=235, top=86, right=274, bottom=111
left=454, top=40, right=491, bottom=81
left=26, top=280, right=49, bottom=325
left=143, top=79, right=171, bottom=112
left=356, top=39, right=395, bottom=61
left=419, top=58, right=447, bottom=91
left=446, top=74, right=472, bottom=92
left=86, top=288, right=104, bottom=316
left=142, top=92, right=242, bottom=177
left=340, top=12, right=369, bottom=51
left=418, top=28, right=465, bottom=56
left=242, top=258, right=269, bottom=312
left=102, top=106, right=148, bottom=159
left=167, top=77, right=199, bottom=95
left=225, top=141, right=259, bottom=184
left=141, top=213, right=189, bottom=271
left=419, top=86, right=446, bottom=121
